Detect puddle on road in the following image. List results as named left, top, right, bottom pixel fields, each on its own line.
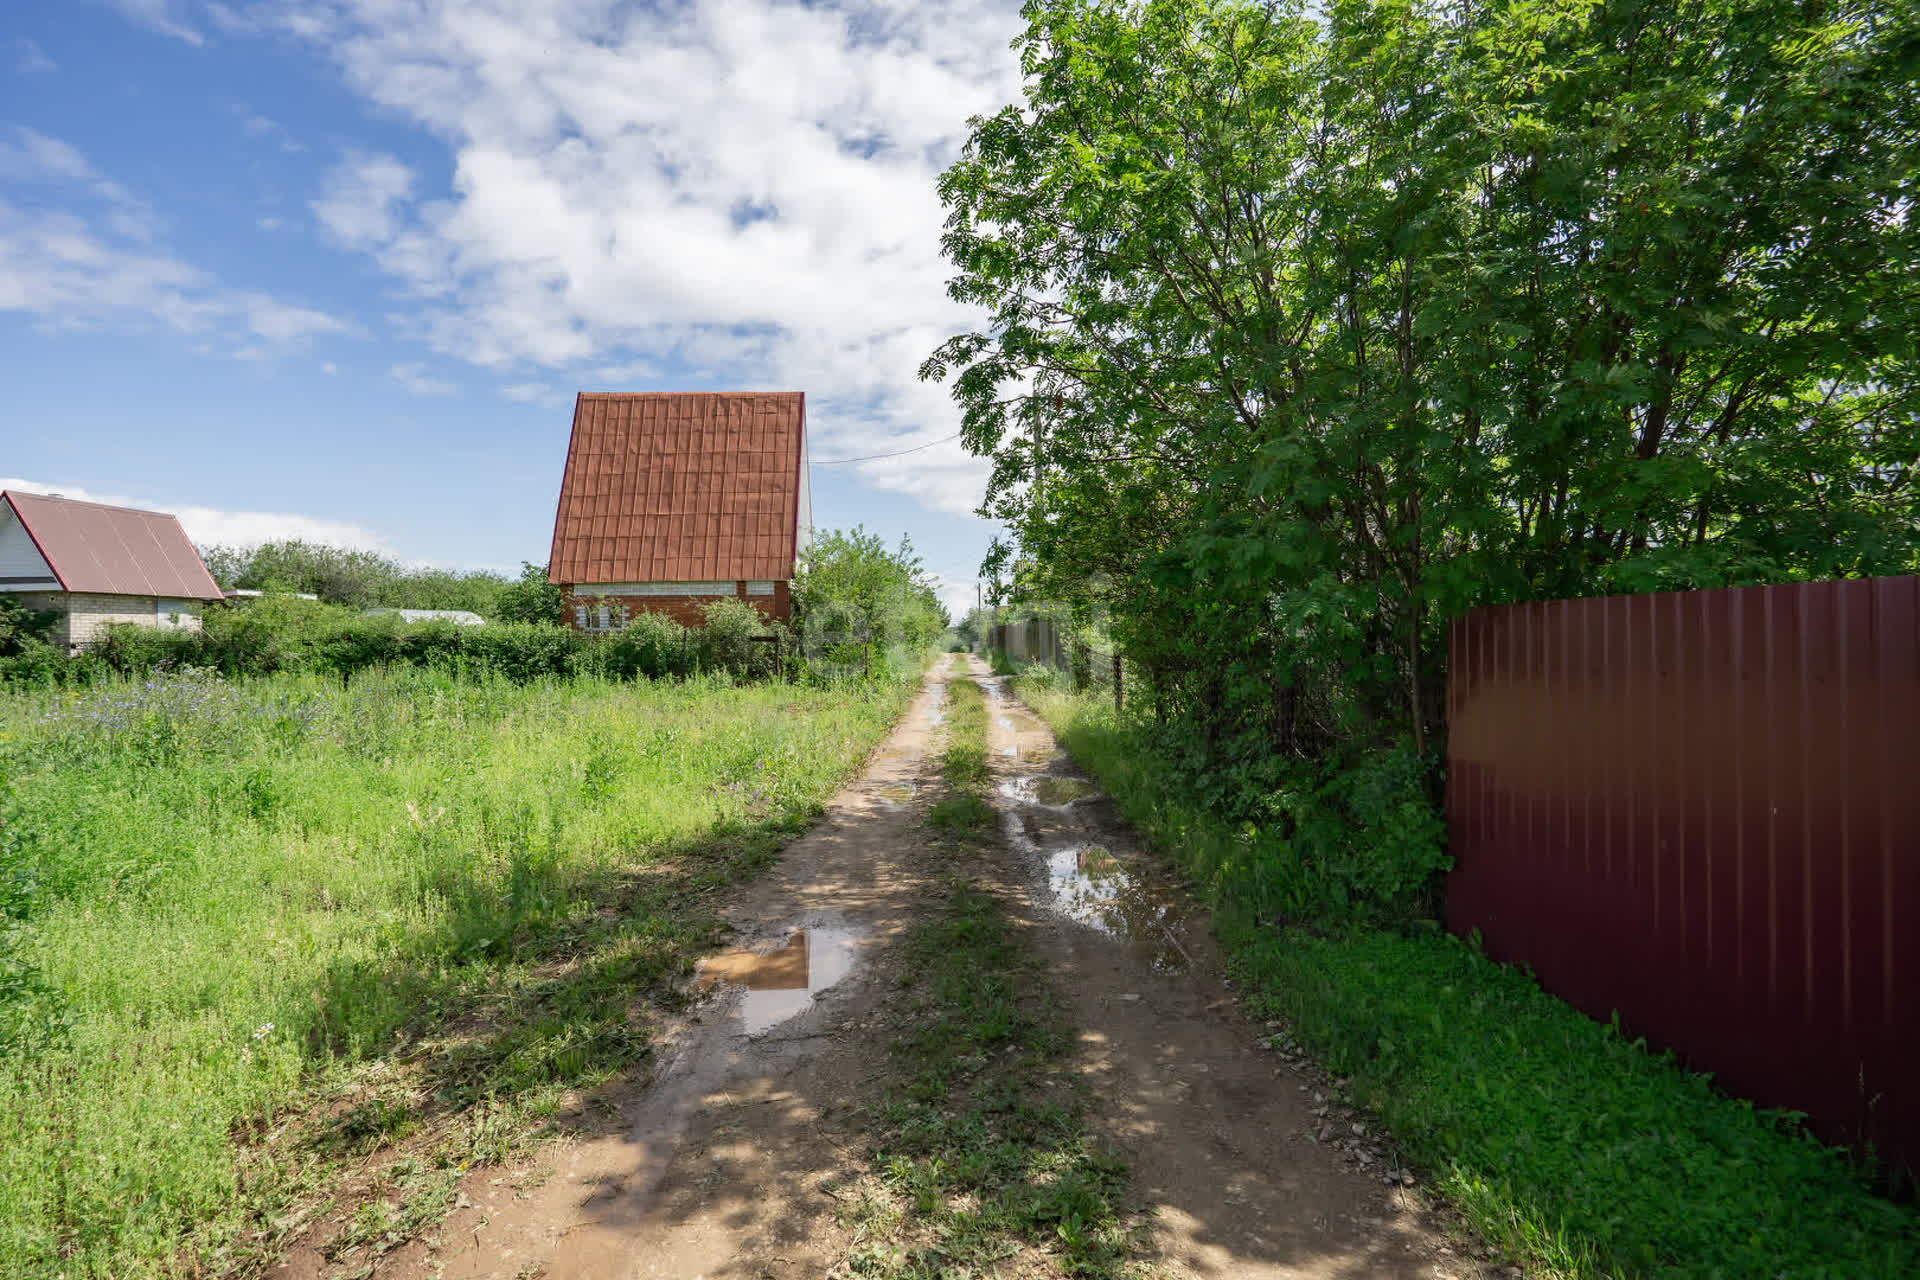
left=877, top=782, right=917, bottom=805
left=1048, top=844, right=1191, bottom=972
left=1019, top=744, right=1060, bottom=764
left=999, top=775, right=1100, bottom=807
left=696, top=926, right=863, bottom=1035
left=1000, top=812, right=1190, bottom=970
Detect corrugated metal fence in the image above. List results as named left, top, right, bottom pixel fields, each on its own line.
left=1447, top=575, right=1919, bottom=1173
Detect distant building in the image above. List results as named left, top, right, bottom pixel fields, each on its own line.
left=363, top=608, right=487, bottom=626
left=546, top=391, right=811, bottom=631
left=225, top=588, right=320, bottom=602
left=0, top=490, right=226, bottom=652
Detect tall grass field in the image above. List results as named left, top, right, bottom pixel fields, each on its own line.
left=0, top=664, right=910, bottom=1276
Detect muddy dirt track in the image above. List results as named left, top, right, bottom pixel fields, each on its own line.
left=314, top=660, right=1488, bottom=1279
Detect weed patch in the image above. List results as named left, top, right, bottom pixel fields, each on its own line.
left=846, top=883, right=1141, bottom=1278
left=925, top=664, right=994, bottom=842
left=1017, top=679, right=1920, bottom=1280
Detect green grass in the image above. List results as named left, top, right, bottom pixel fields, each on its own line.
left=1015, top=678, right=1920, bottom=1280
left=925, top=660, right=994, bottom=841
left=849, top=883, right=1141, bottom=1278
left=0, top=665, right=914, bottom=1277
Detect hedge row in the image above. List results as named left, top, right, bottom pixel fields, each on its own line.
left=0, top=596, right=784, bottom=686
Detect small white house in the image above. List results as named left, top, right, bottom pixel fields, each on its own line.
left=0, top=490, right=226, bottom=652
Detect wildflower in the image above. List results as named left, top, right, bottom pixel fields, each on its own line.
left=253, top=1022, right=275, bottom=1040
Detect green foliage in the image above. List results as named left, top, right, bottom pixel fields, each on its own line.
left=0, top=666, right=916, bottom=1276
left=0, top=597, right=57, bottom=658
left=201, top=539, right=516, bottom=616
left=1023, top=681, right=1920, bottom=1277
left=928, top=0, right=1920, bottom=897
left=597, top=609, right=687, bottom=680
left=695, top=597, right=767, bottom=677
left=795, top=527, right=949, bottom=677
left=494, top=562, right=567, bottom=625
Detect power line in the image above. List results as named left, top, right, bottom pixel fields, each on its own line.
left=809, top=431, right=962, bottom=466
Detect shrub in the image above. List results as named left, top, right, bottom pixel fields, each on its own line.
left=597, top=610, right=686, bottom=680
left=696, top=598, right=763, bottom=676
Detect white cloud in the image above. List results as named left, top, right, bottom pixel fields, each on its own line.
left=499, top=380, right=568, bottom=408
left=0, top=477, right=392, bottom=553
left=238, top=109, right=307, bottom=153
left=311, top=150, right=414, bottom=248
left=321, top=360, right=339, bottom=374
left=257, top=215, right=285, bottom=231
left=13, top=38, right=57, bottom=74
left=98, top=0, right=207, bottom=46
left=0, top=127, right=350, bottom=348
left=256, top=0, right=1018, bottom=515
left=389, top=361, right=456, bottom=395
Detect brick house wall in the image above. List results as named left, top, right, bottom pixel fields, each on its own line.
left=14, top=590, right=204, bottom=651
left=563, top=580, right=790, bottom=633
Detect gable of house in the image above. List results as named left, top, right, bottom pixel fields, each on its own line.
left=1, top=490, right=225, bottom=601
left=547, top=391, right=807, bottom=588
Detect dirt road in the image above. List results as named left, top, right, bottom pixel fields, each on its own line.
left=357, top=660, right=1484, bottom=1279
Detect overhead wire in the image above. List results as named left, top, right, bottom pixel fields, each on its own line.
left=808, top=431, right=963, bottom=466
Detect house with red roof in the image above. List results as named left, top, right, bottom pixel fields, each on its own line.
left=0, top=490, right=227, bottom=651
left=546, top=392, right=811, bottom=631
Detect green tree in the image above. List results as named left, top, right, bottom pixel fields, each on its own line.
left=494, top=562, right=566, bottom=625
left=794, top=528, right=949, bottom=674
left=927, top=0, right=1918, bottom=794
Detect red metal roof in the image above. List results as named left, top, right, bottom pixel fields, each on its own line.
left=547, top=392, right=806, bottom=585
left=3, top=490, right=225, bottom=600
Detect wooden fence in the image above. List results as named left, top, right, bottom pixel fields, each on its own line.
left=1447, top=575, right=1920, bottom=1175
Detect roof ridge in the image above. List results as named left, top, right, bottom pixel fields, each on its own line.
left=4, top=489, right=185, bottom=519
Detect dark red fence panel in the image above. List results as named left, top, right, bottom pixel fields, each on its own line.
left=1447, top=576, right=1920, bottom=1173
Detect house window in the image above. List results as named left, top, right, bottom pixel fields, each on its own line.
left=575, top=604, right=590, bottom=629
left=745, top=580, right=776, bottom=596
left=155, top=598, right=194, bottom=629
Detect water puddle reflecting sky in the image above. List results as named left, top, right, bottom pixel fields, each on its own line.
left=697, top=926, right=862, bottom=1035
left=999, top=775, right=1100, bottom=807
left=1047, top=845, right=1190, bottom=972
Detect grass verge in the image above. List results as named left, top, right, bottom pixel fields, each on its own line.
left=0, top=666, right=916, bottom=1277
left=926, top=657, right=994, bottom=841
left=841, top=657, right=1142, bottom=1277
left=1015, top=677, right=1920, bottom=1280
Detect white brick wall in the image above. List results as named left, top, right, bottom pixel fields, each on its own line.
left=15, top=591, right=204, bottom=650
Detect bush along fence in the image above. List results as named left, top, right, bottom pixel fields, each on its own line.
left=0, top=596, right=815, bottom=687
left=1449, top=573, right=1920, bottom=1184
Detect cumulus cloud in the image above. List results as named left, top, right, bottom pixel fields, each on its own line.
left=0, top=126, right=350, bottom=348
left=311, top=150, right=414, bottom=248
left=0, top=476, right=392, bottom=553
left=389, top=361, right=456, bottom=395
left=245, top=0, right=1022, bottom=515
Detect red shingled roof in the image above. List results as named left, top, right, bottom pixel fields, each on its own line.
left=3, top=490, right=224, bottom=600
left=547, top=392, right=806, bottom=585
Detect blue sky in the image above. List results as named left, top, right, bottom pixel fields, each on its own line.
left=3, top=1, right=1020, bottom=616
